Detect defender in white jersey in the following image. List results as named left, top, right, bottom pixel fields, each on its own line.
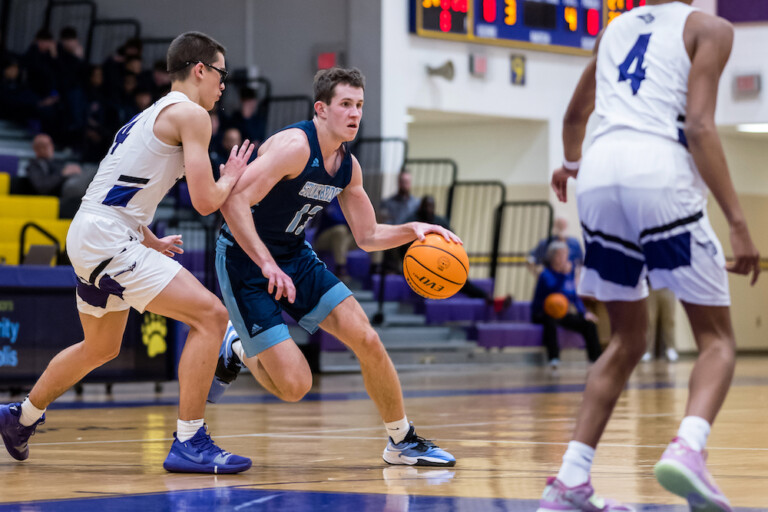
left=0, top=32, right=255, bottom=474
left=538, top=2, right=760, bottom=511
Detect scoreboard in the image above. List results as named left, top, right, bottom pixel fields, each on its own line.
left=412, top=0, right=646, bottom=55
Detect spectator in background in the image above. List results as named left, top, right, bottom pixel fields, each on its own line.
left=211, top=127, right=244, bottom=180
left=139, top=59, right=171, bottom=101
left=102, top=37, right=142, bottom=101
left=23, top=28, right=62, bottom=136
left=380, top=171, right=420, bottom=225
left=527, top=216, right=584, bottom=278
left=82, top=65, right=110, bottom=162
left=27, top=133, right=95, bottom=217
left=312, top=198, right=357, bottom=282
left=208, top=111, right=224, bottom=162
left=0, top=56, right=39, bottom=123
left=531, top=241, right=602, bottom=368
left=643, top=287, right=679, bottom=362
left=56, top=27, right=88, bottom=145
left=224, top=86, right=266, bottom=147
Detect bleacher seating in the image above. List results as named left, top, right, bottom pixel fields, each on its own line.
left=0, top=173, right=10, bottom=195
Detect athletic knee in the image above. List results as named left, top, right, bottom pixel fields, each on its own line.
left=278, top=374, right=312, bottom=402
left=355, top=329, right=386, bottom=358
left=85, top=342, right=120, bottom=365
left=702, top=338, right=735, bottom=364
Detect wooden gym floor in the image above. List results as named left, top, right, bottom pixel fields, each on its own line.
left=1, top=356, right=767, bottom=511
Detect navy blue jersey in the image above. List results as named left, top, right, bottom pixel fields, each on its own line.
left=222, top=120, right=353, bottom=259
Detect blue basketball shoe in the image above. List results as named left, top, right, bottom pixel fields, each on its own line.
left=382, top=425, right=456, bottom=467
left=0, top=402, right=46, bottom=461
left=163, top=425, right=251, bottom=474
left=207, top=322, right=244, bottom=403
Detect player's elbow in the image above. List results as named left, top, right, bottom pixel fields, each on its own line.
left=684, top=119, right=717, bottom=145
left=192, top=198, right=218, bottom=217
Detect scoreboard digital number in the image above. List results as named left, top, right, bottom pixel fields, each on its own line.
left=413, top=0, right=646, bottom=55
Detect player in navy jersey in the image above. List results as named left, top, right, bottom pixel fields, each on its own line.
left=210, top=67, right=459, bottom=467
left=0, top=32, right=253, bottom=474
left=537, top=2, right=759, bottom=511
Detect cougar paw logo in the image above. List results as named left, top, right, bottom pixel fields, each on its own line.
left=141, top=313, right=167, bottom=358
left=436, top=256, right=451, bottom=272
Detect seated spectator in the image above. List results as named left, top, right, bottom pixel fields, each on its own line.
left=211, top=127, right=244, bottom=180
left=531, top=241, right=602, bottom=368
left=102, top=38, right=142, bottom=101
left=82, top=65, right=110, bottom=162
left=312, top=198, right=357, bottom=282
left=27, top=133, right=95, bottom=217
left=139, top=59, right=171, bottom=101
left=223, top=86, right=266, bottom=147
left=528, top=216, right=584, bottom=278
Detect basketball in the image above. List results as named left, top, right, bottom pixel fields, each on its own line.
left=403, top=233, right=469, bottom=299
left=543, top=293, right=569, bottom=319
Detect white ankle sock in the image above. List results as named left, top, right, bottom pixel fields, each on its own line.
left=19, top=398, right=46, bottom=427
left=176, top=419, right=204, bottom=442
left=557, top=441, right=595, bottom=487
left=231, top=340, right=246, bottom=362
left=677, top=416, right=710, bottom=452
left=385, top=417, right=410, bottom=444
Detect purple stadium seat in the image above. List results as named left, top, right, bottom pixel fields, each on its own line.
left=313, top=330, right=347, bottom=351
left=424, top=297, right=490, bottom=324
left=370, top=274, right=415, bottom=302
left=475, top=321, right=586, bottom=350
left=0, top=154, right=19, bottom=176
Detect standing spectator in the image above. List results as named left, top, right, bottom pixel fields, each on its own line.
left=23, top=28, right=62, bottom=136
left=531, top=241, right=602, bottom=368
left=0, top=56, right=39, bottom=123
left=82, top=66, right=110, bottom=162
left=139, top=59, right=171, bottom=101
left=643, top=287, right=679, bottom=362
left=211, top=127, right=244, bottom=180
left=56, top=27, right=88, bottom=145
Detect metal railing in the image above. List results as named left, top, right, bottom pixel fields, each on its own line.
left=490, top=200, right=552, bottom=300
left=263, top=95, right=314, bottom=140
left=87, top=18, right=140, bottom=65
left=19, top=221, right=62, bottom=265
left=352, top=137, right=409, bottom=211
left=45, top=0, right=95, bottom=48
left=403, top=158, right=457, bottom=219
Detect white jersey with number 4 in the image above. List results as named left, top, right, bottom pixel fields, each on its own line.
left=81, top=91, right=192, bottom=227
left=592, top=2, right=696, bottom=145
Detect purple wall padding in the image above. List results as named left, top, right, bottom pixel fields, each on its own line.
left=718, top=1, right=768, bottom=23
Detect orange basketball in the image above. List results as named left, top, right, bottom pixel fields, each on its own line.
left=403, top=233, right=469, bottom=300
left=543, top=293, right=569, bottom=319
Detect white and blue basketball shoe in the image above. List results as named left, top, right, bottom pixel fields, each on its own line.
left=207, top=322, right=244, bottom=403
left=163, top=424, right=251, bottom=474
left=382, top=425, right=456, bottom=467
left=0, top=402, right=45, bottom=461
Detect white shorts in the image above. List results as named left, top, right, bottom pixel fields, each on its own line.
left=66, top=206, right=182, bottom=318
left=575, top=131, right=730, bottom=306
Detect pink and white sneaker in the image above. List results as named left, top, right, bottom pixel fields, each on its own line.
left=537, top=477, right=635, bottom=512
left=654, top=437, right=732, bottom=511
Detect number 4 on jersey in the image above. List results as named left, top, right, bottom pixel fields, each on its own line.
left=618, top=33, right=652, bottom=95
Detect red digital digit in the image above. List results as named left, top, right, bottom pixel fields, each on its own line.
left=440, top=8, right=452, bottom=32
left=483, top=0, right=497, bottom=22
left=587, top=8, right=600, bottom=36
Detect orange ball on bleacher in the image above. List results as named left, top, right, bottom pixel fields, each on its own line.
left=543, top=293, right=569, bottom=319
left=403, top=233, right=469, bottom=300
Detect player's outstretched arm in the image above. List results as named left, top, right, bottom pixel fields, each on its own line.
left=219, top=131, right=309, bottom=302
left=685, top=13, right=759, bottom=284
left=175, top=103, right=254, bottom=216
left=340, top=157, right=462, bottom=251
left=552, top=33, right=601, bottom=203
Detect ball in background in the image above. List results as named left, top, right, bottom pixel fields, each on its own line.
left=403, top=233, right=468, bottom=299
left=543, top=292, right=569, bottom=319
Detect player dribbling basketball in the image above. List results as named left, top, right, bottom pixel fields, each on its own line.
left=207, top=67, right=461, bottom=467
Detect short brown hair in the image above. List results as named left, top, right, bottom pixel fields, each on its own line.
left=167, top=31, right=226, bottom=82
left=313, top=67, right=365, bottom=105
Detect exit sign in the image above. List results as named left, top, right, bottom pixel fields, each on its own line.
left=733, top=74, right=761, bottom=97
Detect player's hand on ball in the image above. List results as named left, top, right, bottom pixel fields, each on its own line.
left=262, top=262, right=296, bottom=303
left=220, top=139, right=255, bottom=181
left=413, top=223, right=462, bottom=244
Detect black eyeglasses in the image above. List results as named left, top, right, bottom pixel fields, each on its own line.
left=173, top=60, right=228, bottom=84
